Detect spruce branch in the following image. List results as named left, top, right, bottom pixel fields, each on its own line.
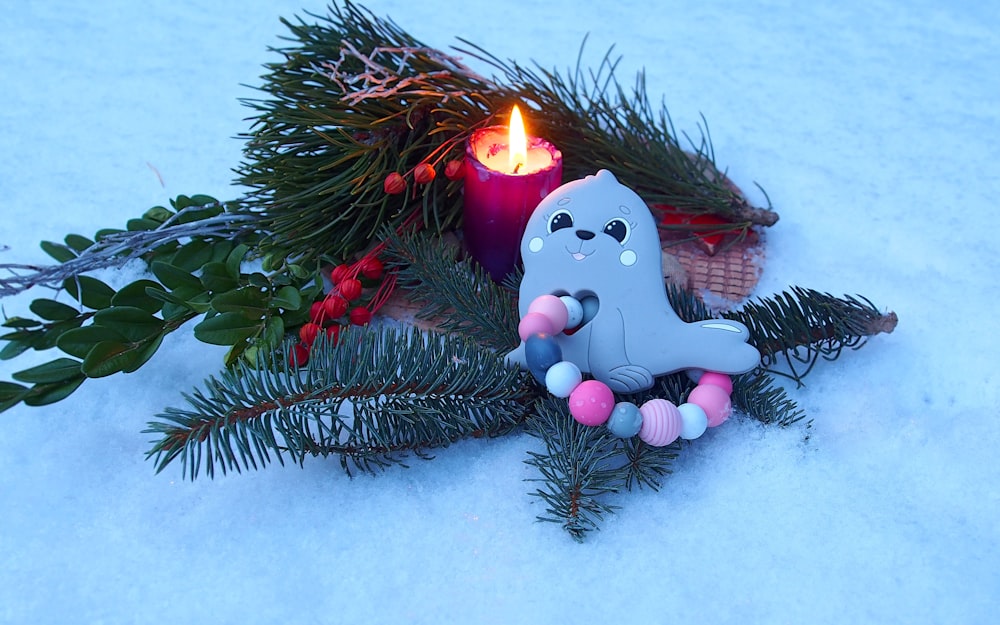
left=524, top=397, right=624, bottom=541
left=145, top=325, right=530, bottom=479
left=731, top=287, right=897, bottom=383
left=383, top=230, right=519, bottom=352
left=665, top=283, right=897, bottom=385
left=732, top=373, right=808, bottom=427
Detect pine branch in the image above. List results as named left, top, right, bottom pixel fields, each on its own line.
left=454, top=39, right=778, bottom=229
left=145, top=325, right=529, bottom=479
left=383, top=230, right=519, bottom=352
left=236, top=2, right=496, bottom=265
left=236, top=2, right=778, bottom=266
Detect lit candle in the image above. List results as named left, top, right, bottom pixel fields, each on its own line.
left=463, top=105, right=563, bottom=281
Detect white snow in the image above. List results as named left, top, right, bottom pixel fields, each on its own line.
left=1, top=2, right=998, bottom=623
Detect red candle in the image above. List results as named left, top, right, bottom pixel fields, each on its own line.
left=463, top=106, right=563, bottom=281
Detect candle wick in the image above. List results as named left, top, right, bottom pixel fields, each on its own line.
left=513, top=162, right=523, bottom=174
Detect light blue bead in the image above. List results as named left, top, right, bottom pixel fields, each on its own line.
left=545, top=361, right=582, bottom=398
left=606, top=401, right=642, bottom=438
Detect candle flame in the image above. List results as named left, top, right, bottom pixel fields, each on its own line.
left=508, top=105, right=527, bottom=174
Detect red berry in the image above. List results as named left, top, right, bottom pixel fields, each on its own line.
left=383, top=172, right=406, bottom=195
left=299, top=322, right=320, bottom=345
left=338, top=278, right=362, bottom=302
left=444, top=159, right=465, bottom=181
left=323, top=295, right=348, bottom=319
left=330, top=263, right=351, bottom=285
left=325, top=324, right=341, bottom=344
left=413, top=162, right=436, bottom=184
left=288, top=343, right=310, bottom=367
left=309, top=301, right=326, bottom=322
left=349, top=306, right=372, bottom=326
left=360, top=257, right=384, bottom=280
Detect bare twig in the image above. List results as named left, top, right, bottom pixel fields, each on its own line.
left=318, top=42, right=493, bottom=105
left=0, top=206, right=256, bottom=298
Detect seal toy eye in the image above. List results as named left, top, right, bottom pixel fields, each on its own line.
left=603, top=218, right=630, bottom=244
left=548, top=210, right=574, bottom=233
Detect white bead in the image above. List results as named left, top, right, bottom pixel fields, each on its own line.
left=559, top=295, right=584, bottom=330
left=678, top=402, right=709, bottom=440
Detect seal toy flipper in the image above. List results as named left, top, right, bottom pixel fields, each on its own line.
left=509, top=169, right=760, bottom=392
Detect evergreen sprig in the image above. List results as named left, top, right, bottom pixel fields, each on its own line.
left=732, top=287, right=898, bottom=382
left=235, top=1, right=777, bottom=267
left=145, top=325, right=530, bottom=479
left=383, top=230, right=519, bottom=352
left=665, top=283, right=898, bottom=385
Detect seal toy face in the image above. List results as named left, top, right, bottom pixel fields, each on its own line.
left=508, top=169, right=760, bottom=393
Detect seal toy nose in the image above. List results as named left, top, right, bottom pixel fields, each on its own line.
left=575, top=230, right=595, bottom=240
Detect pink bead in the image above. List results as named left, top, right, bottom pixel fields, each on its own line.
left=528, top=295, right=569, bottom=333
left=568, top=380, right=614, bottom=426
left=518, top=312, right=555, bottom=342
left=697, top=371, right=733, bottom=394
left=688, top=383, right=733, bottom=427
left=638, top=399, right=682, bottom=447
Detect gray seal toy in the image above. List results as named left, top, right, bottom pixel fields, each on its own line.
left=506, top=169, right=760, bottom=393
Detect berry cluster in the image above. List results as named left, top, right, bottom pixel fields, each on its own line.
left=520, top=295, right=735, bottom=446
left=288, top=252, right=393, bottom=367
left=382, top=159, right=465, bottom=195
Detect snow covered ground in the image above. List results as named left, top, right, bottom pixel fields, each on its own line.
left=1, top=2, right=998, bottom=623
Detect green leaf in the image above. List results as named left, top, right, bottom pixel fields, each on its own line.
left=81, top=341, right=136, bottom=378
left=171, top=239, right=213, bottom=272
left=2, top=317, right=42, bottom=329
left=126, top=218, right=162, bottom=232
left=193, top=312, right=261, bottom=346
left=12, top=357, right=83, bottom=384
left=143, top=206, right=175, bottom=223
left=120, top=334, right=164, bottom=373
left=63, top=275, right=115, bottom=309
left=207, top=240, right=234, bottom=264
left=93, top=306, right=164, bottom=342
left=22, top=376, right=85, bottom=407
left=210, top=288, right=268, bottom=317
left=29, top=298, right=79, bottom=321
left=199, top=262, right=238, bottom=293
left=35, top=317, right=86, bottom=350
left=0, top=380, right=28, bottom=402
left=150, top=261, right=202, bottom=291
left=261, top=315, right=285, bottom=350
left=0, top=381, right=29, bottom=404
left=56, top=325, right=129, bottom=359
left=226, top=244, right=249, bottom=277
left=0, top=340, right=31, bottom=360
left=188, top=193, right=218, bottom=206
left=64, top=234, right=94, bottom=252
left=247, top=272, right=270, bottom=288
left=40, top=241, right=76, bottom=263
left=111, top=280, right=164, bottom=314
left=270, top=286, right=302, bottom=311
